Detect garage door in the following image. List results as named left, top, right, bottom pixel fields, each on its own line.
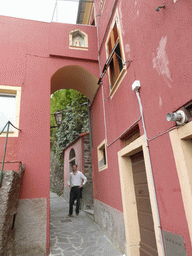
left=131, top=152, right=158, bottom=256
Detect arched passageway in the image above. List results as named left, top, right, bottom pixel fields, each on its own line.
left=51, top=65, right=99, bottom=102
left=50, top=64, right=97, bottom=214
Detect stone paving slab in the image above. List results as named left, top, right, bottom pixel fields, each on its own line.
left=49, top=192, right=124, bottom=256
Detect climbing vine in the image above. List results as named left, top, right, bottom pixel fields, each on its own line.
left=51, top=89, right=89, bottom=165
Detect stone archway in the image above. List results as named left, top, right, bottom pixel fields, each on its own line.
left=51, top=65, right=99, bottom=102
left=50, top=64, right=97, bottom=212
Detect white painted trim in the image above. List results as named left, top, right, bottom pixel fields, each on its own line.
left=169, top=121, right=192, bottom=244
left=97, top=139, right=108, bottom=171
left=0, top=85, right=21, bottom=137
left=105, top=10, right=127, bottom=98
left=118, top=135, right=165, bottom=256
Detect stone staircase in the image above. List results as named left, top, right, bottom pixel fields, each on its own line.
left=81, top=180, right=94, bottom=220
left=0, top=163, right=24, bottom=255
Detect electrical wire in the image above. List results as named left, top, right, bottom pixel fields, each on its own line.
left=114, top=51, right=130, bottom=66
left=51, top=0, right=94, bottom=22
left=107, top=117, right=142, bottom=147
left=57, top=0, right=94, bottom=2
left=147, top=126, right=177, bottom=141
left=52, top=0, right=57, bottom=22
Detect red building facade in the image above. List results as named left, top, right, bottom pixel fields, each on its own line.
left=90, top=0, right=192, bottom=255
left=0, top=0, right=192, bottom=255
left=0, top=16, right=98, bottom=255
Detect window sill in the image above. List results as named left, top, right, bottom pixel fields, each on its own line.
left=110, top=66, right=127, bottom=98
left=98, top=164, right=108, bottom=172
left=69, top=46, right=88, bottom=51
left=0, top=131, right=19, bottom=138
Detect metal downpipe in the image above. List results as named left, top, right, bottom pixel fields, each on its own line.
left=135, top=90, right=165, bottom=256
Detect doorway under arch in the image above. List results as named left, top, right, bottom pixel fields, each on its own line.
left=69, top=148, right=76, bottom=173
left=50, top=64, right=96, bottom=216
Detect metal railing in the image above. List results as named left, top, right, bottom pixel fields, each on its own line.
left=0, top=121, right=21, bottom=186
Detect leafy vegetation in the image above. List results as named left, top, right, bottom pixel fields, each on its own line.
left=51, top=89, right=89, bottom=165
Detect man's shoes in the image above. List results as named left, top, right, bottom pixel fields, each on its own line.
left=76, top=214, right=79, bottom=218
left=66, top=214, right=72, bottom=218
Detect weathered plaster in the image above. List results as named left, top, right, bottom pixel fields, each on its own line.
left=152, top=36, right=172, bottom=86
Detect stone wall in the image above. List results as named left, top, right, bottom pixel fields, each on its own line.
left=81, top=134, right=93, bottom=210
left=50, top=151, right=64, bottom=196
left=0, top=163, right=24, bottom=256
left=83, top=134, right=92, bottom=181
left=64, top=186, right=70, bottom=203
left=94, top=199, right=126, bottom=255
left=14, top=198, right=47, bottom=255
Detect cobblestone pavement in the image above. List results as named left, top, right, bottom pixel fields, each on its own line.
left=49, top=192, right=124, bottom=256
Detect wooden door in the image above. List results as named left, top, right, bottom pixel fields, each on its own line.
left=131, top=152, right=158, bottom=256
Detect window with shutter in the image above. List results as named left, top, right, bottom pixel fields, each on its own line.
left=106, top=12, right=126, bottom=96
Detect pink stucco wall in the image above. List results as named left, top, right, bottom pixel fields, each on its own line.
left=0, top=0, right=192, bottom=253
left=91, top=0, right=192, bottom=254
left=0, top=15, right=99, bottom=254
left=49, top=22, right=98, bottom=61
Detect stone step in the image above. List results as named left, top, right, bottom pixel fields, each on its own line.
left=84, top=209, right=94, bottom=215
left=85, top=204, right=94, bottom=210
left=84, top=209, right=94, bottom=221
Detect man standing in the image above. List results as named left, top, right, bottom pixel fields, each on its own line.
left=67, top=164, right=87, bottom=218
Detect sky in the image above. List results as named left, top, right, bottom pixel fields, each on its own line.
left=0, top=94, right=16, bottom=132
left=0, top=0, right=79, bottom=24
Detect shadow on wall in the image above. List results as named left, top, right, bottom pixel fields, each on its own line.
left=51, top=65, right=99, bottom=103
left=50, top=152, right=64, bottom=196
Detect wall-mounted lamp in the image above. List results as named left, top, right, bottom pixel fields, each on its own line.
left=166, top=110, right=188, bottom=125
left=51, top=110, right=63, bottom=128
left=156, top=5, right=165, bottom=11
left=54, top=110, right=63, bottom=126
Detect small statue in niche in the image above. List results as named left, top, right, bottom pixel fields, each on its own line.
left=75, top=37, right=81, bottom=47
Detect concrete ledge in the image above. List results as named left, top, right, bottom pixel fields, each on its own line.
left=14, top=198, right=47, bottom=255
left=0, top=164, right=24, bottom=255
left=84, top=209, right=94, bottom=221
left=94, top=199, right=126, bottom=255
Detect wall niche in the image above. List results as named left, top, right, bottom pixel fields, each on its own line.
left=69, top=29, right=88, bottom=50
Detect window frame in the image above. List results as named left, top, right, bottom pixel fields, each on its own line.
left=105, top=11, right=126, bottom=98
left=100, top=0, right=106, bottom=12
left=97, top=140, right=108, bottom=171
left=0, top=85, right=21, bottom=137
left=118, top=135, right=165, bottom=255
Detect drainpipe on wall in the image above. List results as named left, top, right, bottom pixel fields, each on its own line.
left=94, top=2, right=108, bottom=146
left=87, top=99, right=93, bottom=151
left=132, top=80, right=165, bottom=256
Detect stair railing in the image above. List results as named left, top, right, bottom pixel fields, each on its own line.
left=0, top=121, right=21, bottom=186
